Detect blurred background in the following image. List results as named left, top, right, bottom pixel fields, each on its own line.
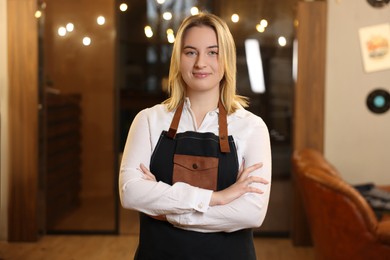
left=37, top=0, right=297, bottom=236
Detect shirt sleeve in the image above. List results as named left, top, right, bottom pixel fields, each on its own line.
left=165, top=117, right=272, bottom=233
left=119, top=108, right=213, bottom=216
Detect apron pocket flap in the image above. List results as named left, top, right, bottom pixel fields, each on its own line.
left=173, top=154, right=218, bottom=171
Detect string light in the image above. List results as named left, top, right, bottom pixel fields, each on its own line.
left=58, top=27, right=67, bottom=36
left=163, top=12, right=172, bottom=20
left=278, top=36, right=287, bottom=47
left=231, top=14, right=239, bottom=23
left=260, top=19, right=268, bottom=28
left=66, top=23, right=74, bottom=32
left=97, top=16, right=106, bottom=25
left=166, top=28, right=175, bottom=43
left=34, top=10, right=42, bottom=18
left=144, top=26, right=153, bottom=38
left=256, top=24, right=265, bottom=33
left=256, top=19, right=268, bottom=33
left=119, top=3, right=128, bottom=12
left=83, top=37, right=92, bottom=46
left=190, top=7, right=199, bottom=15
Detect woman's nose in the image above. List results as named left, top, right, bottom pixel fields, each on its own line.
left=195, top=55, right=206, bottom=68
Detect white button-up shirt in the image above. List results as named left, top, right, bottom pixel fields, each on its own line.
left=119, top=98, right=272, bottom=233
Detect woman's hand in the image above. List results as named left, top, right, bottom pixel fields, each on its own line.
left=139, top=163, right=157, bottom=182
left=138, top=164, right=167, bottom=220
left=210, top=162, right=268, bottom=206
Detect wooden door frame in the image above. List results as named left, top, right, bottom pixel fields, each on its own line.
left=292, top=1, right=327, bottom=246
left=7, top=0, right=39, bottom=241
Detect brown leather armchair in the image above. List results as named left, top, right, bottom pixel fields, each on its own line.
left=293, top=148, right=390, bottom=260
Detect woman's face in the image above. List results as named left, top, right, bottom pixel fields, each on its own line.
left=180, top=26, right=224, bottom=95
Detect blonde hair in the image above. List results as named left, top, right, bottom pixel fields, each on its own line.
left=163, top=12, right=248, bottom=114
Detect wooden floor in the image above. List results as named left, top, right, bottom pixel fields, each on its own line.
left=0, top=235, right=315, bottom=260
left=1, top=209, right=316, bottom=259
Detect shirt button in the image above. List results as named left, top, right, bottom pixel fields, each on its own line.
left=198, top=202, right=203, bottom=209
left=208, top=111, right=215, bottom=116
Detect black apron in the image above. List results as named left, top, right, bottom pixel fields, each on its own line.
left=134, top=101, right=256, bottom=260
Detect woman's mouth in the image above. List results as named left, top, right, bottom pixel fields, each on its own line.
left=193, top=72, right=209, bottom=78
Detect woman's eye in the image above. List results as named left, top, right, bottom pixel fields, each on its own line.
left=209, top=51, right=218, bottom=56
left=185, top=51, right=196, bottom=56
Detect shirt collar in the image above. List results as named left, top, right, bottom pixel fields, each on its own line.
left=183, top=97, right=246, bottom=118
left=184, top=97, right=219, bottom=113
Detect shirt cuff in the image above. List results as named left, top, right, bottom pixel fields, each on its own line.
left=166, top=187, right=211, bottom=227
left=192, top=188, right=213, bottom=212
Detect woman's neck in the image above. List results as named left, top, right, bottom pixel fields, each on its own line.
left=188, top=92, right=219, bottom=113
left=187, top=91, right=220, bottom=128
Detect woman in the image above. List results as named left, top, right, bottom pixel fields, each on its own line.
left=119, top=12, right=272, bottom=260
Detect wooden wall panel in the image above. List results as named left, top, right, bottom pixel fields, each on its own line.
left=292, top=1, right=327, bottom=246
left=7, top=0, right=39, bottom=241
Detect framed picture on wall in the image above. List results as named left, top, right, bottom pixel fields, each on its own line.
left=358, top=23, right=390, bottom=73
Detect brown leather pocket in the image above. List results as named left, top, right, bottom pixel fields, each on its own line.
left=172, top=154, right=218, bottom=191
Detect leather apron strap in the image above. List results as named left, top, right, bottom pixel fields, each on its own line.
left=166, top=100, right=230, bottom=153
left=166, top=101, right=184, bottom=139
left=218, top=100, right=230, bottom=153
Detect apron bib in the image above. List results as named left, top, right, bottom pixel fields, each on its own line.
left=134, top=101, right=256, bottom=260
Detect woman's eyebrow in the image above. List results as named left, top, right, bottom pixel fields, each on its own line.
left=183, top=45, right=219, bottom=50
left=183, top=45, right=197, bottom=50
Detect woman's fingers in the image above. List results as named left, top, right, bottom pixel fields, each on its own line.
left=139, top=163, right=157, bottom=181
left=247, top=175, right=269, bottom=185
left=139, top=163, right=149, bottom=172
left=237, top=162, right=263, bottom=181
left=238, top=163, right=268, bottom=195
left=211, top=163, right=269, bottom=206
left=245, top=186, right=264, bottom=194
left=247, top=162, right=263, bottom=172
